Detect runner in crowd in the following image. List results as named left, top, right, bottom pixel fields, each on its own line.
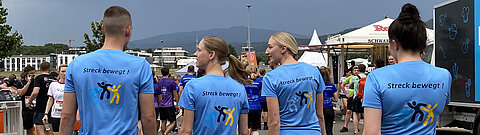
left=156, top=67, right=180, bottom=135
left=256, top=69, right=268, bottom=130
left=43, top=64, right=68, bottom=135
left=363, top=3, right=451, bottom=135
left=28, top=62, right=56, bottom=135
left=262, top=32, right=326, bottom=134
left=178, top=36, right=250, bottom=135
left=59, top=6, right=156, bottom=134
left=20, top=66, right=36, bottom=135
left=178, top=65, right=197, bottom=98
left=245, top=65, right=261, bottom=135
left=340, top=68, right=355, bottom=132
left=319, top=66, right=337, bottom=135
left=338, top=71, right=350, bottom=122
left=387, top=55, right=396, bottom=65
left=350, top=64, right=366, bottom=135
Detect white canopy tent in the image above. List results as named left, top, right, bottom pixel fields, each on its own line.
left=298, top=29, right=328, bottom=67
left=326, top=18, right=434, bottom=44
left=174, top=61, right=230, bottom=76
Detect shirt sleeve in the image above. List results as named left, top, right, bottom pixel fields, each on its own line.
left=33, top=75, right=42, bottom=88
left=139, top=60, right=154, bottom=94
left=331, top=83, right=338, bottom=93
left=179, top=77, right=185, bottom=87
left=362, top=73, right=382, bottom=109
left=47, top=82, right=55, bottom=97
left=316, top=70, right=326, bottom=94
left=240, top=86, right=250, bottom=114
left=178, top=80, right=196, bottom=111
left=64, top=62, right=75, bottom=93
left=261, top=74, right=277, bottom=97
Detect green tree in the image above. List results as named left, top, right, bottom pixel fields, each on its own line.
left=132, top=48, right=141, bottom=51
left=84, top=21, right=104, bottom=53
left=0, top=0, right=23, bottom=58
left=256, top=53, right=269, bottom=65
left=228, top=44, right=238, bottom=58
left=146, top=48, right=153, bottom=53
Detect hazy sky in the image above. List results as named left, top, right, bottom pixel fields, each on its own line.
left=3, top=0, right=443, bottom=47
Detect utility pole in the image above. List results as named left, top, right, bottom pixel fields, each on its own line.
left=246, top=4, right=252, bottom=65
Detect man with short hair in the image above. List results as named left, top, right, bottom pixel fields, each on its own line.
left=28, top=62, right=56, bottom=135
left=350, top=64, right=367, bottom=135
left=59, top=6, right=156, bottom=135
left=18, top=66, right=36, bottom=135
left=178, top=65, right=196, bottom=98
left=156, top=67, right=179, bottom=135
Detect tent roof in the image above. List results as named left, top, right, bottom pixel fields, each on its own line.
left=298, top=29, right=328, bottom=67
left=326, top=18, right=434, bottom=44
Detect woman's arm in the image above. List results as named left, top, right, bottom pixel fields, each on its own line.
left=179, top=109, right=195, bottom=135
left=266, top=97, right=280, bottom=135
left=363, top=107, right=382, bottom=135
left=315, top=93, right=326, bottom=135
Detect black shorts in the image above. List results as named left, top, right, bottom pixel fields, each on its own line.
left=159, top=107, right=176, bottom=121
left=33, top=112, right=45, bottom=125
left=340, top=94, right=347, bottom=99
left=260, top=102, right=268, bottom=112
left=48, top=117, right=61, bottom=132
left=22, top=109, right=34, bottom=130
left=248, top=110, right=261, bottom=130
left=347, top=97, right=354, bottom=110
left=351, top=97, right=364, bottom=113
left=155, top=108, right=161, bottom=120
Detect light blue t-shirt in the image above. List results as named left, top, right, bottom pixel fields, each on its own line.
left=261, top=62, right=326, bottom=134
left=64, top=49, right=154, bottom=135
left=363, top=61, right=451, bottom=135
left=178, top=74, right=249, bottom=135
left=323, top=82, right=337, bottom=108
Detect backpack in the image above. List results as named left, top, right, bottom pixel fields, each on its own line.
left=356, top=74, right=367, bottom=99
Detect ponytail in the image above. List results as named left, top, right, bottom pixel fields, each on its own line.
left=226, top=54, right=252, bottom=85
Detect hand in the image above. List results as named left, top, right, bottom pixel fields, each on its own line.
left=361, top=99, right=363, bottom=103
left=26, top=75, right=32, bottom=82
left=175, top=105, right=180, bottom=112
left=42, top=115, right=49, bottom=124
left=346, top=93, right=351, bottom=98
left=76, top=116, right=81, bottom=123
left=26, top=102, right=33, bottom=109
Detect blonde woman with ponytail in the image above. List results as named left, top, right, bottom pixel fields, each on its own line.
left=262, top=32, right=326, bottom=135
left=178, top=36, right=250, bottom=135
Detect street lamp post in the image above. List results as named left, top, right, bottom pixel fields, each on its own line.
left=246, top=4, right=252, bottom=65
left=160, top=40, right=164, bottom=67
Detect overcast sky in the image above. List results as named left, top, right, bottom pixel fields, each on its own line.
left=3, top=0, right=443, bottom=47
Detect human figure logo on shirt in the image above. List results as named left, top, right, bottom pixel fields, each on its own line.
left=407, top=101, right=438, bottom=126
left=89, top=81, right=121, bottom=105
left=205, top=106, right=236, bottom=128
left=295, top=90, right=314, bottom=108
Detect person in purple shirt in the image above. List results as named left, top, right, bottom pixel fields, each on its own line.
left=155, top=67, right=180, bottom=135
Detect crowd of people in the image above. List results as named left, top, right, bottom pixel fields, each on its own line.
left=0, top=3, right=453, bottom=135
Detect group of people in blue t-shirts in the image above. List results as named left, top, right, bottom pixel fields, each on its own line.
left=58, top=4, right=452, bottom=135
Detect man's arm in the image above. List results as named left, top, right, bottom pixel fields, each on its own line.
left=340, top=82, right=349, bottom=97
left=179, top=109, right=194, bottom=135
left=0, top=83, right=7, bottom=89
left=238, top=113, right=248, bottom=135
left=59, top=92, right=77, bottom=135
left=139, top=93, right=156, bottom=135
left=363, top=107, right=382, bottom=135
left=173, top=88, right=179, bottom=104
left=316, top=93, right=326, bottom=135
left=17, top=81, right=31, bottom=96
left=178, top=86, right=184, bottom=99
left=43, top=97, right=54, bottom=124
left=28, top=87, right=40, bottom=108
left=266, top=97, right=280, bottom=135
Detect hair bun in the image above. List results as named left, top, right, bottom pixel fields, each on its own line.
left=397, top=3, right=421, bottom=24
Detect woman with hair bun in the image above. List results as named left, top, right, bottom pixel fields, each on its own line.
left=262, top=32, right=326, bottom=135
left=362, top=3, right=451, bottom=135
left=178, top=36, right=250, bottom=135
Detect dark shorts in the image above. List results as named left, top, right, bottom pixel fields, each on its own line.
left=22, top=109, right=34, bottom=130
left=248, top=110, right=261, bottom=130
left=159, top=107, right=176, bottom=121
left=340, top=94, right=347, bottom=99
left=155, top=108, right=161, bottom=120
left=48, top=117, right=61, bottom=132
left=33, top=112, right=45, bottom=125
left=351, top=97, right=364, bottom=113
left=260, top=102, right=268, bottom=112
left=347, top=97, right=354, bottom=110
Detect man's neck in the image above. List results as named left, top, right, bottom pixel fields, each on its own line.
left=187, top=73, right=194, bottom=75
left=41, top=71, right=49, bottom=75
left=162, top=76, right=169, bottom=78
left=102, top=36, right=126, bottom=51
